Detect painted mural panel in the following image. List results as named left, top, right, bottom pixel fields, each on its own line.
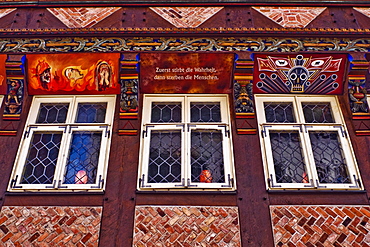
left=253, top=53, right=348, bottom=95
left=140, top=52, right=235, bottom=94
left=27, top=53, right=120, bottom=95
left=0, top=54, right=6, bottom=95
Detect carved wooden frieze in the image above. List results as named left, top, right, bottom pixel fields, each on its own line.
left=1, top=37, right=370, bottom=54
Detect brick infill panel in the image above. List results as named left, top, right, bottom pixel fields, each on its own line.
left=270, top=205, right=370, bottom=247
left=0, top=206, right=102, bottom=246
left=133, top=206, right=241, bottom=246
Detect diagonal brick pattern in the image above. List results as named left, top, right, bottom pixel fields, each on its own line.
left=150, top=7, right=223, bottom=28
left=270, top=205, right=370, bottom=247
left=47, top=7, right=121, bottom=28
left=0, top=206, right=102, bottom=246
left=354, top=8, right=370, bottom=19
left=0, top=8, right=16, bottom=19
left=133, top=206, right=241, bottom=246
left=252, top=7, right=326, bottom=28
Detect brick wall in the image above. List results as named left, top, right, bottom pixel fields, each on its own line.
left=271, top=205, right=370, bottom=247
left=133, top=206, right=241, bottom=246
left=0, top=206, right=102, bottom=246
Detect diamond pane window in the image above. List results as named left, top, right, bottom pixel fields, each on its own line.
left=190, top=103, right=221, bottom=122
left=269, top=131, right=308, bottom=184
left=264, top=102, right=295, bottom=123
left=148, top=131, right=182, bottom=183
left=36, top=103, right=69, bottom=123
left=9, top=95, right=115, bottom=191
left=139, top=95, right=235, bottom=190
left=151, top=103, right=181, bottom=123
left=21, top=133, right=62, bottom=184
left=256, top=95, right=361, bottom=190
left=64, top=132, right=102, bottom=184
left=76, top=103, right=107, bottom=123
left=190, top=130, right=225, bottom=183
left=302, top=103, right=334, bottom=123
left=309, top=131, right=350, bottom=184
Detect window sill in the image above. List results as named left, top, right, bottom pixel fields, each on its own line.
left=5, top=191, right=105, bottom=196
left=136, top=189, right=237, bottom=195
left=267, top=189, right=366, bottom=194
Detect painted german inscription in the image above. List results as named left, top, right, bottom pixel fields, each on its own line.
left=140, top=52, right=235, bottom=94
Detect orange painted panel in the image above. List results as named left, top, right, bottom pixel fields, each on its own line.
left=27, top=53, right=120, bottom=95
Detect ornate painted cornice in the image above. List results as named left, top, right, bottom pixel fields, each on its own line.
left=2, top=27, right=370, bottom=37
left=1, top=37, right=370, bottom=53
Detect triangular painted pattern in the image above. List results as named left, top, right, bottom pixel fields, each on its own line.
left=252, top=7, right=326, bottom=28
left=47, top=7, right=121, bottom=28
left=0, top=8, right=16, bottom=19
left=150, top=7, right=223, bottom=28
left=354, top=7, right=370, bottom=19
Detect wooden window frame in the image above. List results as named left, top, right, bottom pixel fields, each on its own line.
left=138, top=94, right=236, bottom=191
left=255, top=94, right=362, bottom=190
left=8, top=95, right=116, bottom=192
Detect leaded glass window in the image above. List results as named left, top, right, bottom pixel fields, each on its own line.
left=9, top=95, right=115, bottom=191
left=36, top=103, right=69, bottom=123
left=256, top=95, right=361, bottom=190
left=190, top=130, right=225, bottom=183
left=21, top=132, right=62, bottom=184
left=270, top=131, right=308, bottom=184
left=139, top=95, right=235, bottom=190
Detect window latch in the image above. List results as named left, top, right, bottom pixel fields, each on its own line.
left=58, top=180, right=68, bottom=189
left=350, top=175, right=361, bottom=188
left=91, top=175, right=105, bottom=189
left=334, top=125, right=347, bottom=138
left=99, top=126, right=110, bottom=138
left=315, top=179, right=327, bottom=188
left=139, top=174, right=151, bottom=188
left=187, top=178, right=198, bottom=187
left=10, top=175, right=22, bottom=188
left=218, top=125, right=230, bottom=137
left=304, top=126, right=313, bottom=133
left=304, top=179, right=314, bottom=187
left=268, top=174, right=281, bottom=188
left=293, top=125, right=303, bottom=132
left=24, top=126, right=38, bottom=138
left=69, top=126, right=78, bottom=133
left=58, top=126, right=68, bottom=133
left=45, top=180, right=57, bottom=189
left=142, top=125, right=154, bottom=138
left=175, top=178, right=185, bottom=187
left=187, top=124, right=196, bottom=132
left=221, top=174, right=233, bottom=187
left=176, top=124, right=185, bottom=132
left=262, top=126, right=272, bottom=138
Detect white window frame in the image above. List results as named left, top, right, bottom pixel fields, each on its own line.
left=255, top=94, right=362, bottom=190
left=138, top=94, right=235, bottom=190
left=8, top=95, right=116, bottom=192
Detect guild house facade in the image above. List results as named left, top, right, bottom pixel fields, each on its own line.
left=0, top=0, right=370, bottom=246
